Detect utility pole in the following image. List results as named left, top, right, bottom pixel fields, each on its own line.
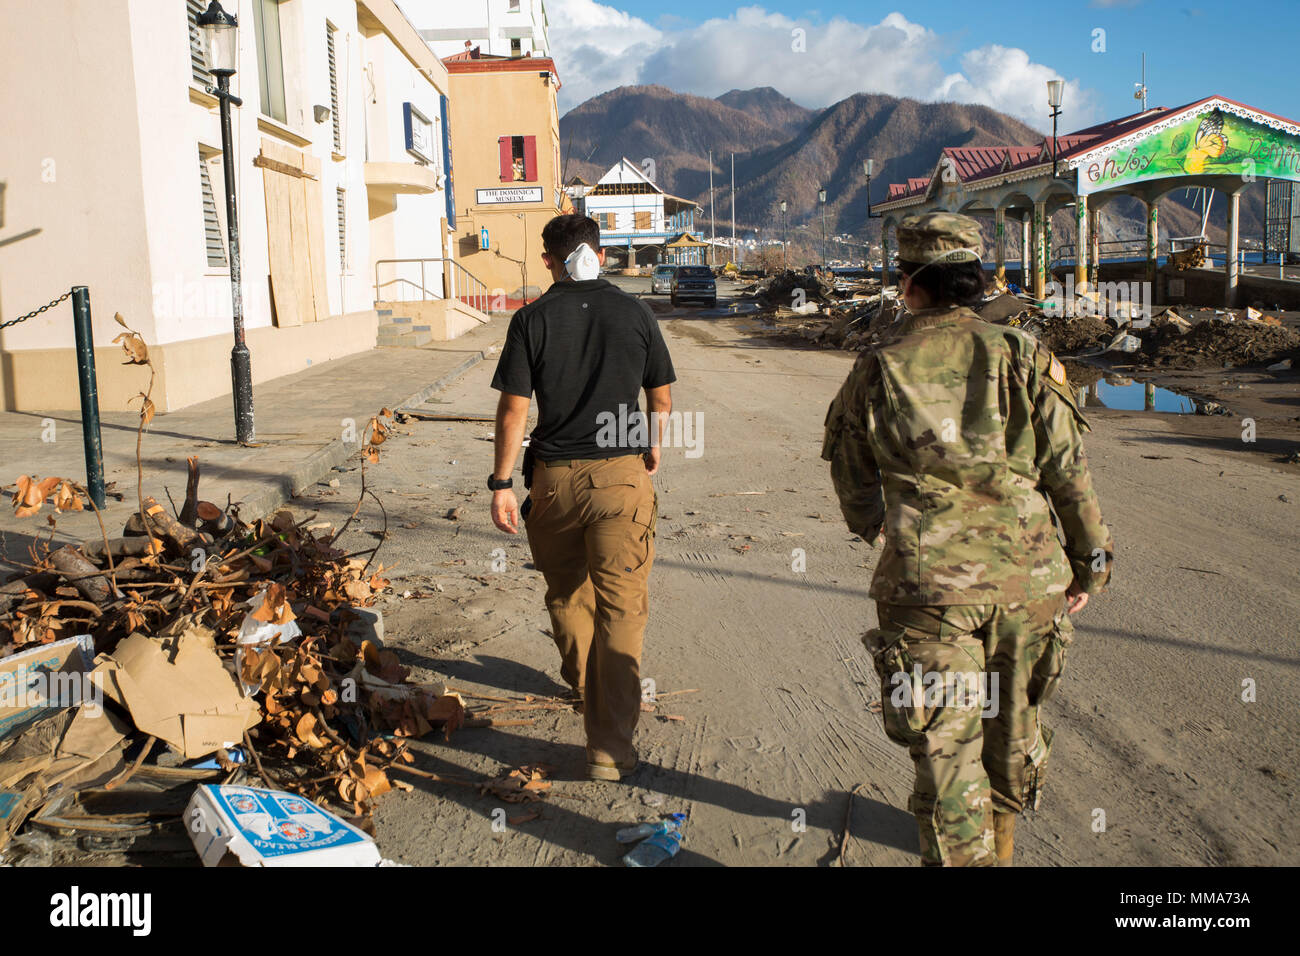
left=708, top=149, right=716, bottom=267
left=1134, top=53, right=1148, bottom=111
left=730, top=153, right=736, bottom=266
left=779, top=200, right=788, bottom=270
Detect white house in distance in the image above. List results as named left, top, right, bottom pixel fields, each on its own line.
left=411, top=0, right=551, bottom=59
left=577, top=159, right=706, bottom=266
left=0, top=0, right=468, bottom=414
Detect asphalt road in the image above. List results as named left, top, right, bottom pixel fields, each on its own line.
left=292, top=276, right=1299, bottom=866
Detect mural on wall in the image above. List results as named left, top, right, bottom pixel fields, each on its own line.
left=1077, top=108, right=1300, bottom=195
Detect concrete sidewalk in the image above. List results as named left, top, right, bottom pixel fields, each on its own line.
left=0, top=317, right=508, bottom=553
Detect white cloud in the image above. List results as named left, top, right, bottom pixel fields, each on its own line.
left=547, top=2, right=1100, bottom=130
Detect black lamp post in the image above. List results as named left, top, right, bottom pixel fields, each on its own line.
left=779, top=199, right=787, bottom=269
left=863, top=158, right=881, bottom=219
left=1047, top=79, right=1064, bottom=180
left=818, top=187, right=827, bottom=266
left=863, top=159, right=880, bottom=268
left=199, top=0, right=255, bottom=445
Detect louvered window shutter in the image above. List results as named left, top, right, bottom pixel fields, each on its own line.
left=499, top=137, right=513, bottom=181
left=522, top=136, right=538, bottom=182
left=187, top=0, right=209, bottom=84
left=200, top=155, right=227, bottom=268
left=327, top=27, right=341, bottom=152
left=337, top=189, right=347, bottom=270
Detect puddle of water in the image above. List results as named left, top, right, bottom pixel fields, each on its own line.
left=700, top=301, right=762, bottom=317
left=1079, top=379, right=1199, bottom=413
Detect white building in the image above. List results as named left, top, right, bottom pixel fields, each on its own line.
left=0, top=0, right=466, bottom=413
left=578, top=159, right=705, bottom=266
left=406, top=0, right=550, bottom=59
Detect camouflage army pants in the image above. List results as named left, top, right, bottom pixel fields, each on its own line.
left=865, top=597, right=1073, bottom=867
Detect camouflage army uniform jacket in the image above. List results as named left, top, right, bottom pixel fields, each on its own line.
left=822, top=304, right=1113, bottom=606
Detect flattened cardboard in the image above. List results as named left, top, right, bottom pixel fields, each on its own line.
left=99, top=630, right=259, bottom=760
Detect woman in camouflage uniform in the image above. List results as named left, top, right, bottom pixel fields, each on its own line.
left=823, top=212, right=1113, bottom=866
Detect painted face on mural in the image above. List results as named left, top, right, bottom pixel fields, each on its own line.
left=1185, top=112, right=1229, bottom=173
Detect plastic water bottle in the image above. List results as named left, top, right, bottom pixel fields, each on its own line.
left=617, top=813, right=685, bottom=844
left=623, top=817, right=686, bottom=867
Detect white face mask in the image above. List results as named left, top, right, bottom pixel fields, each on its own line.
left=564, top=243, right=601, bottom=281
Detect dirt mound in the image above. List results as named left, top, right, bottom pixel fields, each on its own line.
left=1138, top=321, right=1300, bottom=369
left=1034, top=316, right=1113, bottom=354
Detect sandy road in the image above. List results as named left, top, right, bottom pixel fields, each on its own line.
left=296, top=286, right=1299, bottom=867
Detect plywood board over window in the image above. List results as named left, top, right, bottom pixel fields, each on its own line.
left=256, top=138, right=330, bottom=326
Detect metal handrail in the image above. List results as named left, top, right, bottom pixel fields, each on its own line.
left=374, top=257, right=492, bottom=317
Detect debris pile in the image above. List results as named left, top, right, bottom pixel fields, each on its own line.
left=748, top=277, right=1300, bottom=374
left=743, top=269, right=880, bottom=310
left=1136, top=319, right=1300, bottom=369
left=0, top=314, right=465, bottom=865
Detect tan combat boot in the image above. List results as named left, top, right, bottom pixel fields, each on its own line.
left=993, top=811, right=1016, bottom=867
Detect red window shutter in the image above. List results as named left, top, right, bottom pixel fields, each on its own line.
left=498, top=137, right=513, bottom=182
left=522, top=136, right=538, bottom=182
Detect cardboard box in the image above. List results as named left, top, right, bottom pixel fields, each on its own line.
left=0, top=634, right=95, bottom=741
left=185, top=784, right=383, bottom=866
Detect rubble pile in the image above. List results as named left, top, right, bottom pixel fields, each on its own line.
left=743, top=269, right=881, bottom=310
left=1136, top=319, right=1300, bottom=369
left=1030, top=315, right=1115, bottom=355
left=747, top=277, right=1299, bottom=375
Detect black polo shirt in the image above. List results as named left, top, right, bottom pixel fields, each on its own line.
left=491, top=278, right=677, bottom=461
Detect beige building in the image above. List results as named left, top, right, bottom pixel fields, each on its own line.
left=0, top=0, right=474, bottom=414
left=441, top=49, right=568, bottom=306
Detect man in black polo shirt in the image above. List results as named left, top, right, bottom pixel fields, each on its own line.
left=489, top=214, right=676, bottom=782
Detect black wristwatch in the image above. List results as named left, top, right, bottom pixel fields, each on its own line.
left=487, top=475, right=513, bottom=491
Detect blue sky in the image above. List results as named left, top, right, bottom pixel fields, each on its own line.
left=547, top=0, right=1300, bottom=128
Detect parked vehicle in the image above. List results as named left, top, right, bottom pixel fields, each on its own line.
left=651, top=264, right=676, bottom=294
left=670, top=265, right=716, bottom=307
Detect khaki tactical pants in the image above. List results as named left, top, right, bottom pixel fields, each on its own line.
left=866, top=597, right=1073, bottom=867
left=524, top=455, right=657, bottom=765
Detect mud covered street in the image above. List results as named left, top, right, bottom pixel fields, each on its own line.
left=292, top=280, right=1299, bottom=867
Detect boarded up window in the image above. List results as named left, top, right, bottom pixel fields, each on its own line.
left=257, top=139, right=330, bottom=326
left=634, top=210, right=651, bottom=231
left=596, top=212, right=615, bottom=230
left=200, top=152, right=226, bottom=268
left=187, top=0, right=209, bottom=84
left=327, top=25, right=341, bottom=152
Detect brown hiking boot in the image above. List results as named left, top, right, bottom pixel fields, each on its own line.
left=993, top=811, right=1016, bottom=867
left=586, top=752, right=639, bottom=782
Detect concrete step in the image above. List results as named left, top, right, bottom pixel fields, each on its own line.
left=377, top=322, right=433, bottom=348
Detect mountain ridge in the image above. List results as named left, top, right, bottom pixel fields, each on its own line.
left=560, top=84, right=1262, bottom=249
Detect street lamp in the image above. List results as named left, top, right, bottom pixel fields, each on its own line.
left=863, top=158, right=880, bottom=219
left=199, top=0, right=255, bottom=445
left=818, top=187, right=827, bottom=267
left=1047, top=79, right=1065, bottom=180
left=779, top=199, right=788, bottom=270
